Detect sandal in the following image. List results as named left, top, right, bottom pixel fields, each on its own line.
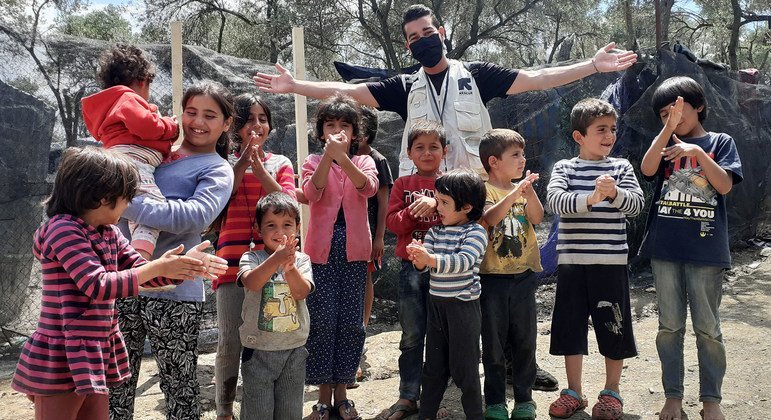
left=484, top=403, right=508, bottom=420
left=377, top=402, right=419, bottom=420
left=335, top=399, right=362, bottom=420
left=510, top=400, right=537, bottom=420
left=549, top=389, right=587, bottom=418
left=303, top=402, right=329, bottom=420
left=591, top=389, right=624, bottom=420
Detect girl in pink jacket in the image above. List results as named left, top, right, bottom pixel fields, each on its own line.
left=301, top=94, right=378, bottom=420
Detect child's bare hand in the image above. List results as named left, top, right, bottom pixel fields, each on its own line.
left=513, top=171, right=540, bottom=199
left=372, top=237, right=385, bottom=261
left=281, top=252, right=297, bottom=273
left=236, top=135, right=257, bottom=169
left=324, top=131, right=349, bottom=160
left=587, top=176, right=610, bottom=206
left=595, top=174, right=617, bottom=199
left=157, top=244, right=206, bottom=280
left=249, top=142, right=265, bottom=172
left=662, top=135, right=703, bottom=161
left=186, top=240, right=229, bottom=280
left=408, top=194, right=438, bottom=219
left=664, top=96, right=685, bottom=131
left=406, top=242, right=432, bottom=266
left=274, top=235, right=298, bottom=265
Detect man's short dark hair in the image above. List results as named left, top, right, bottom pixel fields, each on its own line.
left=434, top=170, right=486, bottom=222
left=651, top=76, right=708, bottom=122
left=402, top=4, right=441, bottom=39
left=570, top=98, right=618, bottom=135
left=407, top=119, right=446, bottom=149
left=479, top=129, right=526, bottom=173
left=255, top=192, right=301, bottom=227
left=361, top=106, right=378, bottom=145
left=97, top=44, right=155, bottom=88
left=46, top=147, right=138, bottom=218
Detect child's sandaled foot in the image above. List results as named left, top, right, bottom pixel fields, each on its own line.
left=436, top=406, right=450, bottom=419
left=335, top=399, right=362, bottom=420
left=700, top=402, right=725, bottom=420
left=549, top=389, right=587, bottom=418
left=658, top=398, right=683, bottom=420
left=591, top=389, right=623, bottom=420
left=304, top=402, right=330, bottom=420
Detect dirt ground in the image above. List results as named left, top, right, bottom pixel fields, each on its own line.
left=0, top=246, right=769, bottom=420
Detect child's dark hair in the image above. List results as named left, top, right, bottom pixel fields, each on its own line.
left=402, top=4, right=441, bottom=38
left=314, top=93, right=361, bottom=142
left=97, top=44, right=156, bottom=89
left=651, top=76, right=707, bottom=122
left=407, top=119, right=446, bottom=149
left=255, top=192, right=301, bottom=227
left=182, top=81, right=234, bottom=159
left=479, top=129, right=526, bottom=173
left=434, top=170, right=486, bottom=222
left=361, top=106, right=378, bottom=144
left=231, top=93, right=273, bottom=148
left=46, top=147, right=138, bottom=218
left=570, top=98, right=618, bottom=135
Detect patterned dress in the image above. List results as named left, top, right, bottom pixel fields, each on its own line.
left=12, top=214, right=174, bottom=395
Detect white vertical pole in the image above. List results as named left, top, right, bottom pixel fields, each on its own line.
left=292, top=27, right=310, bottom=248
left=171, top=21, right=184, bottom=146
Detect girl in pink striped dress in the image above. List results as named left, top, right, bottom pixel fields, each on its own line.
left=11, top=147, right=227, bottom=420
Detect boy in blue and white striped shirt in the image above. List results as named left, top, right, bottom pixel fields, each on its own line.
left=406, top=169, right=488, bottom=419
left=545, top=98, right=644, bottom=420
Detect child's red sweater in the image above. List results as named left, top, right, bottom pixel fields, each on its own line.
left=386, top=174, right=441, bottom=261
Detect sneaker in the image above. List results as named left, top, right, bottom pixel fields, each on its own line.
left=532, top=364, right=559, bottom=392
left=510, top=400, right=537, bottom=420
left=484, top=403, right=509, bottom=420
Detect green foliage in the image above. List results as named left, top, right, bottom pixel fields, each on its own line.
left=61, top=5, right=134, bottom=42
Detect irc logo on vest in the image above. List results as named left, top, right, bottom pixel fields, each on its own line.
left=458, top=77, right=473, bottom=94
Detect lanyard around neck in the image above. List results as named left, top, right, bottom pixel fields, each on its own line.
left=426, top=71, right=450, bottom=124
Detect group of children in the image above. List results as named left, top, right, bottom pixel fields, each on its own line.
left=11, top=41, right=741, bottom=420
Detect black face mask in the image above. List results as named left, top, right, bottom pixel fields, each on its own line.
left=409, top=33, right=444, bottom=68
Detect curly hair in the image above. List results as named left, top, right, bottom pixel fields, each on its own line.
left=313, top=93, right=361, bottom=142
left=97, top=44, right=156, bottom=88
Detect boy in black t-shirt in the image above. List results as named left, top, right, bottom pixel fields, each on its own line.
left=356, top=106, right=393, bottom=356
left=640, top=76, right=743, bottom=420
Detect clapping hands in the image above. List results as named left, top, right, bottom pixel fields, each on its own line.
left=406, top=238, right=433, bottom=268
left=274, top=234, right=299, bottom=272
left=323, top=130, right=350, bottom=160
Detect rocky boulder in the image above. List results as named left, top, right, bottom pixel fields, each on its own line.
left=0, top=80, right=54, bottom=327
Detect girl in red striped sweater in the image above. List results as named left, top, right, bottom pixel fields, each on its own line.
left=212, top=93, right=297, bottom=420
left=12, top=147, right=226, bottom=420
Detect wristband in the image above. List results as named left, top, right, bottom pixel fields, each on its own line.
left=592, top=59, right=600, bottom=73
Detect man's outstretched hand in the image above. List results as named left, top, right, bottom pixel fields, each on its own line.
left=253, top=63, right=295, bottom=94
left=593, top=42, right=638, bottom=72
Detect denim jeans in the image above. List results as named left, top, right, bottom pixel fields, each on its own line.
left=397, top=260, right=430, bottom=401
left=651, top=259, right=726, bottom=403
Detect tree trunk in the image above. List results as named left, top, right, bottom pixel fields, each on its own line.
left=660, top=0, right=674, bottom=45
left=729, top=0, right=741, bottom=70
left=623, top=0, right=636, bottom=50
left=216, top=12, right=225, bottom=53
